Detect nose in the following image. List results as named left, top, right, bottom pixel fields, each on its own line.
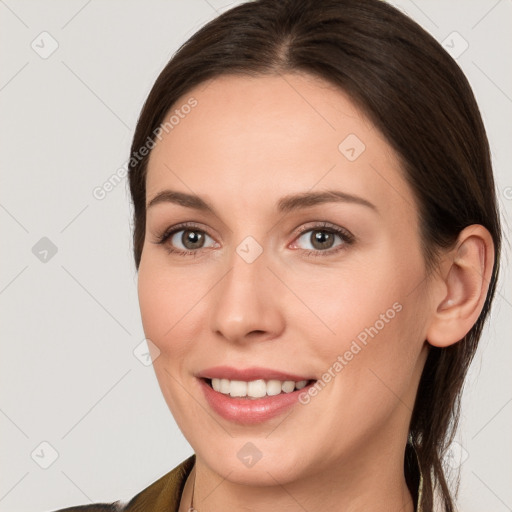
left=209, top=242, right=286, bottom=345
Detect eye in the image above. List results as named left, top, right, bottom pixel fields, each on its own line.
left=153, top=223, right=218, bottom=255
left=291, top=222, right=354, bottom=255
left=170, top=228, right=216, bottom=251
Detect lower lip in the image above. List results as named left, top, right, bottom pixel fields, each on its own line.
left=199, top=378, right=315, bottom=425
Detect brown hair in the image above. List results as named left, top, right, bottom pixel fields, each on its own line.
left=127, top=1, right=502, bottom=510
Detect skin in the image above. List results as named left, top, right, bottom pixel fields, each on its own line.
left=137, top=72, right=494, bottom=512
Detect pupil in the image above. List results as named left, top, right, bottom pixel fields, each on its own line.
left=312, top=230, right=333, bottom=250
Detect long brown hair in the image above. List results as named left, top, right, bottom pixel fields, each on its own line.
left=127, top=1, right=502, bottom=510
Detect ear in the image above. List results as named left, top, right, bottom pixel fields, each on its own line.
left=426, top=225, right=495, bottom=348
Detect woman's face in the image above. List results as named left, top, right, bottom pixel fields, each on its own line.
left=138, top=73, right=432, bottom=484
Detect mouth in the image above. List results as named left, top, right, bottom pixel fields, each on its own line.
left=201, top=377, right=317, bottom=399
left=197, top=371, right=318, bottom=424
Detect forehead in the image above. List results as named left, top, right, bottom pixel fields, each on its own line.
left=145, top=72, right=415, bottom=217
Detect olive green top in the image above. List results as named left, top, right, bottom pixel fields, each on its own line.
left=51, top=453, right=423, bottom=511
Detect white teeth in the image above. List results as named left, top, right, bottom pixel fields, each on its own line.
left=266, top=380, right=283, bottom=396
left=229, top=380, right=247, bottom=397
left=219, top=378, right=230, bottom=394
left=281, top=380, right=295, bottom=393
left=209, top=377, right=310, bottom=398
left=247, top=379, right=267, bottom=398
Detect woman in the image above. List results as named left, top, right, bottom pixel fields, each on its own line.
left=52, top=0, right=501, bottom=510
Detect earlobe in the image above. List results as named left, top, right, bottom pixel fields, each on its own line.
left=426, top=225, right=495, bottom=348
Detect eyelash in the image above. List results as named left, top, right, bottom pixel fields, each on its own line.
left=152, top=221, right=355, bottom=258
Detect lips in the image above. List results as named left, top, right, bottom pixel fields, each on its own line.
left=195, top=366, right=318, bottom=424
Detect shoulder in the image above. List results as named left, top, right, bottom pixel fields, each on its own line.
left=47, top=454, right=196, bottom=512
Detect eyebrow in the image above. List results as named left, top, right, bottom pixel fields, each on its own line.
left=146, top=189, right=377, bottom=214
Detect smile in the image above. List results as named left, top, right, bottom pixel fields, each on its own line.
left=197, top=370, right=318, bottom=424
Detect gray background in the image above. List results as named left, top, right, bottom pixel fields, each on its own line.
left=0, top=1, right=511, bottom=511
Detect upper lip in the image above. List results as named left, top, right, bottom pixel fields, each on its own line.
left=196, top=366, right=315, bottom=382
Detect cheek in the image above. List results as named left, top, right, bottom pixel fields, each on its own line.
left=287, top=240, right=428, bottom=396
left=289, top=248, right=423, bottom=348
left=137, top=257, right=205, bottom=357
left=137, top=258, right=208, bottom=428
